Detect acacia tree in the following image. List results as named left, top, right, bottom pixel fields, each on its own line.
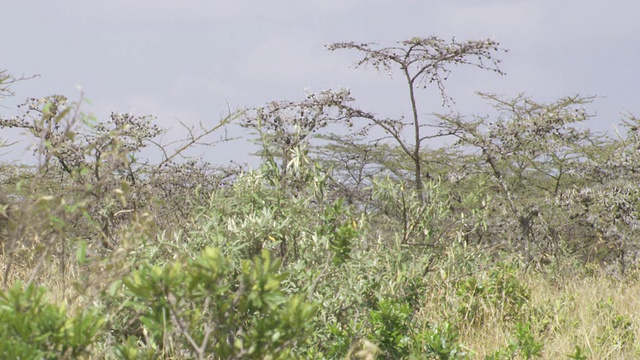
left=0, top=70, right=37, bottom=102
left=436, top=93, right=596, bottom=258
left=327, top=37, right=506, bottom=195
left=0, top=88, right=238, bottom=288
left=240, top=88, right=362, bottom=190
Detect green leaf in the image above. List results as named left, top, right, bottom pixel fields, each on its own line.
left=76, top=240, right=87, bottom=264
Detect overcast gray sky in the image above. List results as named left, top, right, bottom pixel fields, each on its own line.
left=2, top=0, right=639, bottom=164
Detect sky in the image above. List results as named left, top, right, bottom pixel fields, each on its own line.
left=1, top=0, right=639, bottom=165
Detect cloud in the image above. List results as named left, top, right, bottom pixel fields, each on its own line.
left=36, top=0, right=380, bottom=28
left=4, top=0, right=639, bottom=161
left=38, top=1, right=269, bottom=25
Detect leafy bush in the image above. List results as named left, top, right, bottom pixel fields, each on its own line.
left=456, top=261, right=530, bottom=326
left=0, top=281, right=104, bottom=359
left=117, top=247, right=317, bottom=359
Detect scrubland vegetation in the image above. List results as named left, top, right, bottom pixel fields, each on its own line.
left=1, top=37, right=640, bottom=359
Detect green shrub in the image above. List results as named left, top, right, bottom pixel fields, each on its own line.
left=484, top=321, right=543, bottom=360
left=594, top=298, right=635, bottom=352
left=456, top=261, right=530, bottom=326
left=119, top=247, right=317, bottom=359
left=0, top=281, right=104, bottom=359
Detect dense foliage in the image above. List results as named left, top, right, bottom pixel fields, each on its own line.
left=1, top=37, right=640, bottom=359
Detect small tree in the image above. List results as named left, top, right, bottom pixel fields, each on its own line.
left=0, top=70, right=37, bottom=149
left=0, top=70, right=37, bottom=103
left=240, top=88, right=360, bottom=190
left=436, top=93, right=596, bottom=257
left=0, top=88, right=238, bottom=289
left=327, top=36, right=506, bottom=195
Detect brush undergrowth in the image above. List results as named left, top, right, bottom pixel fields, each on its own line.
left=2, top=160, right=640, bottom=359
left=2, top=68, right=640, bottom=359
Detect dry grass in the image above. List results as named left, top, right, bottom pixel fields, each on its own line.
left=455, top=264, right=640, bottom=359
left=4, top=231, right=640, bottom=359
